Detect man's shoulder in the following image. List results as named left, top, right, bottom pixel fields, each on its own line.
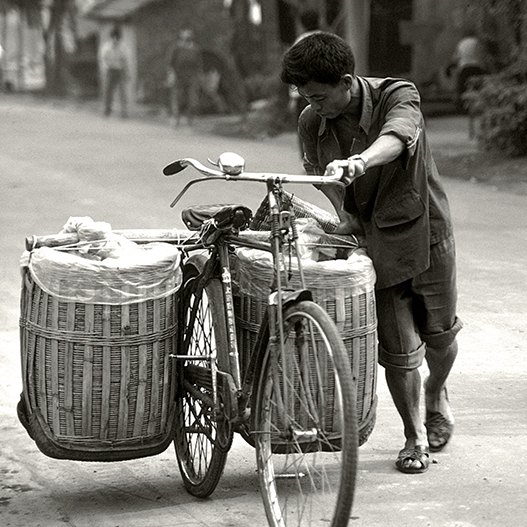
left=360, top=76, right=420, bottom=109
left=361, top=76, right=417, bottom=93
left=298, top=104, right=320, bottom=132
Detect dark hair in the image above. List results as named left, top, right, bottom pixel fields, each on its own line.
left=281, top=32, right=355, bottom=87
left=300, top=9, right=319, bottom=31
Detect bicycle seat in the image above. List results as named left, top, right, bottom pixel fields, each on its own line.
left=182, top=204, right=252, bottom=231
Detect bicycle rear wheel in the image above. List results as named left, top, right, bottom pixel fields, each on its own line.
left=254, top=300, right=358, bottom=527
left=173, top=255, right=232, bottom=498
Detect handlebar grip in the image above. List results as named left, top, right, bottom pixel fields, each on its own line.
left=163, top=160, right=187, bottom=176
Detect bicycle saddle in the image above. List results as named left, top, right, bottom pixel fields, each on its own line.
left=182, top=204, right=252, bottom=231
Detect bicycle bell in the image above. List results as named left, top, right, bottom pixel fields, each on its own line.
left=218, top=152, right=245, bottom=175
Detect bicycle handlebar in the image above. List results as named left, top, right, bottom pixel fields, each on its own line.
left=164, top=153, right=345, bottom=208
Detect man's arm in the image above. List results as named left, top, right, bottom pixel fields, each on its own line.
left=298, top=111, right=369, bottom=234
left=325, top=133, right=405, bottom=184
left=321, top=134, right=407, bottom=234
left=318, top=184, right=364, bottom=235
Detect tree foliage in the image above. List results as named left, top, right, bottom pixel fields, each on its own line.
left=465, top=0, right=527, bottom=157
left=465, top=51, right=527, bottom=157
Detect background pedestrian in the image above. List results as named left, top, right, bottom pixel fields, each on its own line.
left=101, top=25, right=129, bottom=118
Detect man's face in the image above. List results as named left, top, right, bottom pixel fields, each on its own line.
left=297, top=76, right=352, bottom=119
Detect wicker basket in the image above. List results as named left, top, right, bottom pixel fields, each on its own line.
left=18, top=250, right=181, bottom=461
left=233, top=249, right=378, bottom=446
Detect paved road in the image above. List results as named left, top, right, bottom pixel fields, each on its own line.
left=1, top=96, right=526, bottom=527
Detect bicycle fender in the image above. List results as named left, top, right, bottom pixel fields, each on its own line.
left=268, top=288, right=313, bottom=307
left=240, top=289, right=314, bottom=432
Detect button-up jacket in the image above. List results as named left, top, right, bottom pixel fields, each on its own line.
left=299, top=76, right=453, bottom=289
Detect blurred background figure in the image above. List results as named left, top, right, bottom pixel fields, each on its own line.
left=297, top=8, right=322, bottom=41
left=167, top=28, right=204, bottom=126
left=101, top=25, right=129, bottom=117
left=0, top=44, right=4, bottom=92
left=448, top=29, right=488, bottom=113
left=290, top=9, right=322, bottom=117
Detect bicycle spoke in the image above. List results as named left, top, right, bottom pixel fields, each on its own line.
left=173, top=259, right=232, bottom=498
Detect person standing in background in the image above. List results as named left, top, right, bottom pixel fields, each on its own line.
left=449, top=29, right=488, bottom=113
left=167, top=28, right=203, bottom=126
left=101, top=25, right=129, bottom=118
left=0, top=44, right=4, bottom=92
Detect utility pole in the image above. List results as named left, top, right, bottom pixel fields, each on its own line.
left=17, top=9, right=25, bottom=91
left=0, top=5, right=6, bottom=90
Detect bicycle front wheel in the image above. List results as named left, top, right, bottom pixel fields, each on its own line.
left=254, top=300, right=358, bottom=527
left=173, top=255, right=232, bottom=498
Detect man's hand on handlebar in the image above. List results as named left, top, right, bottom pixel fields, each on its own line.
left=324, top=155, right=368, bottom=186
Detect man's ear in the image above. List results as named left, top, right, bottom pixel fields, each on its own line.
left=341, top=74, right=354, bottom=90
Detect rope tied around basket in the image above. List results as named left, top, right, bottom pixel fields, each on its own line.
left=19, top=317, right=179, bottom=347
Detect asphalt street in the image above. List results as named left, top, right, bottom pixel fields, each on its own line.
left=1, top=96, right=526, bottom=527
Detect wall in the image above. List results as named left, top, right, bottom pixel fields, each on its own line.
left=0, top=9, right=45, bottom=91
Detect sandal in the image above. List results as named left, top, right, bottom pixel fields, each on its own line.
left=425, top=411, right=454, bottom=452
left=395, top=445, right=430, bottom=474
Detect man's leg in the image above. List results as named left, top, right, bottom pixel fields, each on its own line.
left=104, top=70, right=117, bottom=116
left=118, top=72, right=127, bottom=118
left=187, top=76, right=201, bottom=125
left=169, top=85, right=180, bottom=126
left=425, top=340, right=458, bottom=415
left=376, top=282, right=429, bottom=473
left=385, top=367, right=428, bottom=471
left=423, top=339, right=458, bottom=450
left=415, top=236, right=462, bottom=451
left=103, top=75, right=112, bottom=116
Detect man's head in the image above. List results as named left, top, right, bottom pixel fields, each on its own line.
left=281, top=32, right=357, bottom=119
left=281, top=32, right=355, bottom=87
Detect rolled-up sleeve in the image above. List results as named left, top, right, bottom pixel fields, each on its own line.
left=378, top=83, right=423, bottom=166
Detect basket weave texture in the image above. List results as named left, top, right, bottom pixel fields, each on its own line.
left=19, top=258, right=180, bottom=461
left=250, top=190, right=340, bottom=232
left=232, top=248, right=378, bottom=446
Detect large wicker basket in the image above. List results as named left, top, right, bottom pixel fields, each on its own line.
left=232, top=248, right=378, bottom=446
left=18, top=244, right=181, bottom=461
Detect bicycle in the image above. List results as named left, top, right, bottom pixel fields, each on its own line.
left=164, top=152, right=359, bottom=527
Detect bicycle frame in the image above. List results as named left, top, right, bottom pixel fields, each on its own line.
left=175, top=176, right=316, bottom=432
left=167, top=153, right=360, bottom=447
